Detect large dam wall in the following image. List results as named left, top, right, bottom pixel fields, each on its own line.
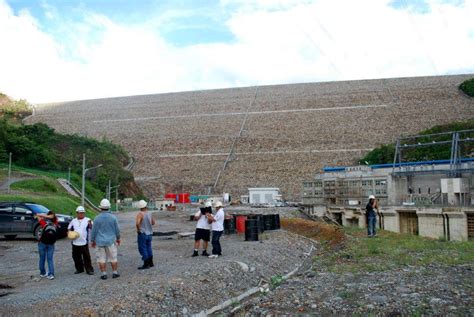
left=26, top=75, right=474, bottom=200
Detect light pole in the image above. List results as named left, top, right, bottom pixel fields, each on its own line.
left=7, top=152, right=12, bottom=194
left=110, top=185, right=120, bottom=212
left=81, top=153, right=102, bottom=207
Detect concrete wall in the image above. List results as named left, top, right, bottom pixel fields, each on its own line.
left=417, top=209, right=445, bottom=239
left=446, top=212, right=467, bottom=241
left=324, top=205, right=471, bottom=241
left=381, top=210, right=398, bottom=233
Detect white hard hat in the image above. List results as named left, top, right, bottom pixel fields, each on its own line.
left=204, top=201, right=212, bottom=207
left=214, top=201, right=223, bottom=208
left=75, top=206, right=85, bottom=213
left=99, top=198, right=111, bottom=209
left=137, top=200, right=147, bottom=209
left=368, top=195, right=376, bottom=200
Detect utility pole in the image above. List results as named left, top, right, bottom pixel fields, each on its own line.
left=82, top=153, right=102, bottom=207
left=82, top=154, right=86, bottom=207
left=108, top=179, right=111, bottom=201
left=109, top=184, right=120, bottom=212
left=7, top=152, right=12, bottom=194
left=116, top=188, right=119, bottom=212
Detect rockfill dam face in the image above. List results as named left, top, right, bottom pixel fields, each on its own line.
left=26, top=74, right=474, bottom=199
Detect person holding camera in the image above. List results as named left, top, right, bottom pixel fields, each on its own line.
left=366, top=195, right=378, bottom=237
left=191, top=201, right=212, bottom=257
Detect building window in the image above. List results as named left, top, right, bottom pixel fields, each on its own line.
left=375, top=179, right=387, bottom=186
left=325, top=181, right=335, bottom=187
left=315, top=181, right=323, bottom=187
left=361, top=180, right=373, bottom=187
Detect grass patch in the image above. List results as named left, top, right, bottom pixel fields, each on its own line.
left=1, top=165, right=107, bottom=208
left=270, top=275, right=283, bottom=288
left=314, top=227, right=474, bottom=273
left=11, top=178, right=61, bottom=193
left=0, top=193, right=97, bottom=219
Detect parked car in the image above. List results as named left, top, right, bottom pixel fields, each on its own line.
left=0, top=202, right=72, bottom=240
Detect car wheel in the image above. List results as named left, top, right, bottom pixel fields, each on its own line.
left=4, top=235, right=17, bottom=240
left=34, top=225, right=41, bottom=240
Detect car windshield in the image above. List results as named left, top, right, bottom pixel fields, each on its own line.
left=25, top=204, right=49, bottom=214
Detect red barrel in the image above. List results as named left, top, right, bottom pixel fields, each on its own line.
left=165, top=193, right=177, bottom=202
left=235, top=215, right=247, bottom=234
left=178, top=193, right=191, bottom=204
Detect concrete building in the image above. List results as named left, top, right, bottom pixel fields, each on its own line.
left=301, top=159, right=474, bottom=241
left=248, top=188, right=282, bottom=204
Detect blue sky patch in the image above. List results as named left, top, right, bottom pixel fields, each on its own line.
left=161, top=15, right=235, bottom=46
left=389, top=0, right=431, bottom=13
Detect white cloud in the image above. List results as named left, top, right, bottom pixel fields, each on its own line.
left=0, top=0, right=473, bottom=103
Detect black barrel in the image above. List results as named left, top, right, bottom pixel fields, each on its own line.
left=245, top=219, right=259, bottom=241
left=263, top=214, right=275, bottom=230
left=274, top=214, right=281, bottom=230
left=247, top=214, right=264, bottom=233
left=255, top=214, right=265, bottom=233
left=224, top=217, right=236, bottom=234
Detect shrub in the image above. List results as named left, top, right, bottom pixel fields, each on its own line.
left=360, top=119, right=474, bottom=164
left=459, top=78, right=474, bottom=97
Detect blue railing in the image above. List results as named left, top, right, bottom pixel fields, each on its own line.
left=323, top=158, right=474, bottom=172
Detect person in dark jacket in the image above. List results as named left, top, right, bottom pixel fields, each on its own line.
left=366, top=195, right=378, bottom=237
left=36, top=211, right=58, bottom=280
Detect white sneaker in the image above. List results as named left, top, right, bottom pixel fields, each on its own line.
left=208, top=254, right=218, bottom=259
left=40, top=273, right=48, bottom=278
left=47, top=275, right=55, bottom=280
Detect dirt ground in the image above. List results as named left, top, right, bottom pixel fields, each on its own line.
left=0, top=207, right=314, bottom=316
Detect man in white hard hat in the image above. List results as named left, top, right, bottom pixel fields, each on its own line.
left=68, top=206, right=94, bottom=275
left=365, top=195, right=378, bottom=237
left=90, top=199, right=121, bottom=280
left=191, top=201, right=212, bottom=257
left=135, top=200, right=155, bottom=269
left=206, top=201, right=225, bottom=258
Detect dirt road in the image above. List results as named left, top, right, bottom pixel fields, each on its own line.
left=0, top=208, right=314, bottom=315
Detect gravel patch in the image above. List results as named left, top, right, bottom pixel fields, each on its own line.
left=0, top=208, right=314, bottom=316
left=1, top=207, right=471, bottom=316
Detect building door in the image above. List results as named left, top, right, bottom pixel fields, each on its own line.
left=399, top=211, right=418, bottom=235
left=467, top=214, right=474, bottom=241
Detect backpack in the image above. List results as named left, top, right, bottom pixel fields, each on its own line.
left=41, top=222, right=57, bottom=245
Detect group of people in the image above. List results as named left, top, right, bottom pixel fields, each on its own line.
left=36, top=197, right=225, bottom=280
left=36, top=198, right=150, bottom=280
left=192, top=201, right=225, bottom=258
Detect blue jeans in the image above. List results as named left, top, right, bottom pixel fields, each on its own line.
left=38, top=242, right=55, bottom=276
left=211, top=230, right=223, bottom=255
left=137, top=233, right=153, bottom=261
left=368, top=216, right=377, bottom=237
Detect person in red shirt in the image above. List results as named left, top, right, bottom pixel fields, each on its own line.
left=36, top=211, right=58, bottom=280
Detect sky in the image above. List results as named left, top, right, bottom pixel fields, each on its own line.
left=0, top=0, right=473, bottom=104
